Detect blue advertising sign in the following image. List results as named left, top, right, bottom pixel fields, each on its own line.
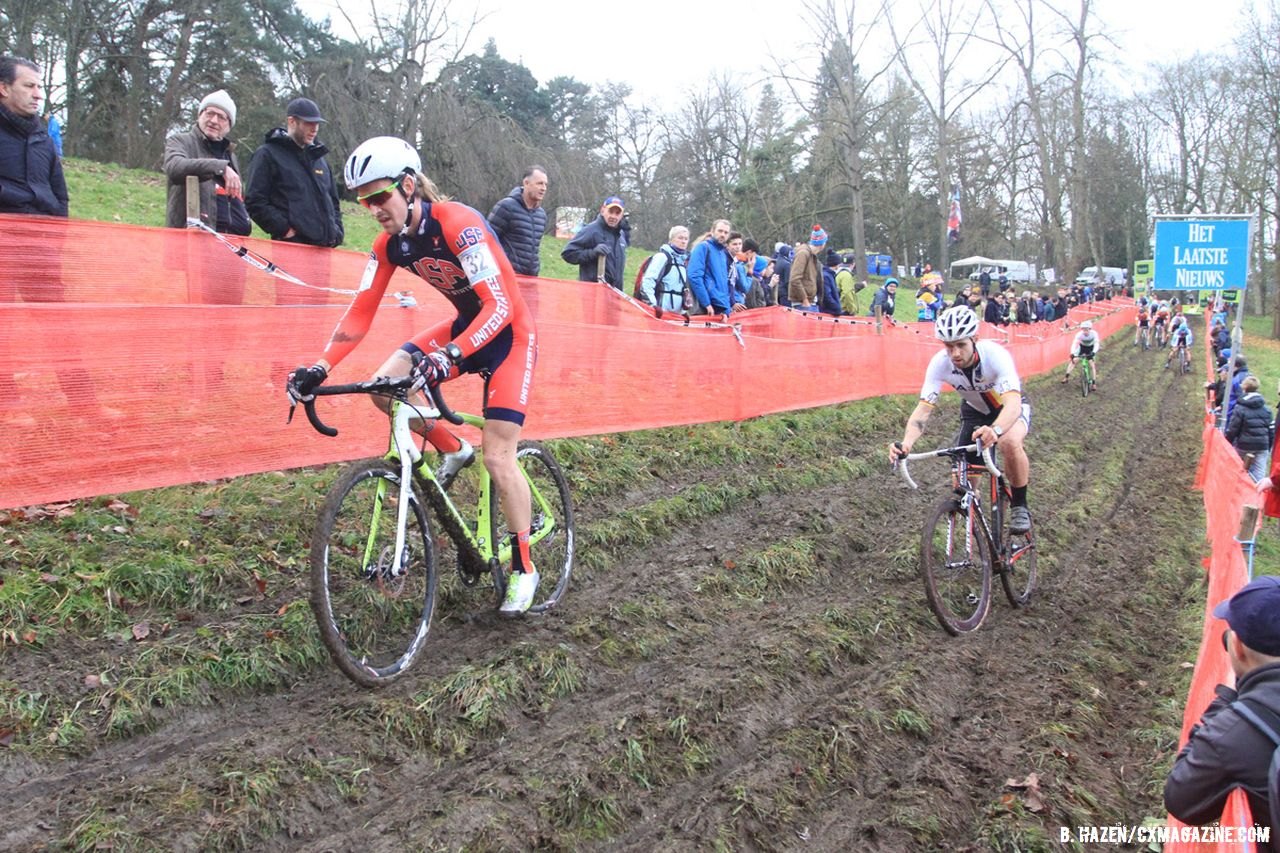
left=1153, top=218, right=1250, bottom=291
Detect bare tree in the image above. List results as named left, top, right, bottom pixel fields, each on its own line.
left=772, top=0, right=896, bottom=276
left=885, top=0, right=1007, bottom=273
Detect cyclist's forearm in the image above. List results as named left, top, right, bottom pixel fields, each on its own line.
left=901, top=401, right=933, bottom=450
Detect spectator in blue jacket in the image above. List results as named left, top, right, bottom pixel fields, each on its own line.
left=820, top=250, right=841, bottom=315
left=687, top=219, right=741, bottom=316
left=487, top=165, right=548, bottom=276
left=561, top=195, right=629, bottom=288
left=46, top=111, right=61, bottom=157
left=869, top=278, right=898, bottom=319
left=0, top=56, right=67, bottom=216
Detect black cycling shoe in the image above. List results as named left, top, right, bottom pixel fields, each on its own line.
left=1008, top=505, right=1032, bottom=535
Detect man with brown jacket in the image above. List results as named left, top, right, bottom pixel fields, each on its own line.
left=788, top=224, right=827, bottom=311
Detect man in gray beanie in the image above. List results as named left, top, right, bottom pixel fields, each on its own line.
left=162, top=88, right=249, bottom=235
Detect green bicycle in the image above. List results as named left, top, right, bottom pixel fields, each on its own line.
left=1078, top=353, right=1096, bottom=397
left=294, top=376, right=574, bottom=688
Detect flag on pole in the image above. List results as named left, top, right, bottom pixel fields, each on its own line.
left=947, top=184, right=962, bottom=244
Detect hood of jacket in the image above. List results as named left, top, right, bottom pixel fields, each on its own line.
left=262, top=126, right=328, bottom=158
left=1241, top=392, right=1266, bottom=409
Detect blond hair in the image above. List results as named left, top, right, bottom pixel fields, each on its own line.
left=411, top=171, right=451, bottom=203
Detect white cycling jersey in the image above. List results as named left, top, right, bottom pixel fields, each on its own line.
left=920, top=339, right=1022, bottom=416
left=1071, top=330, right=1100, bottom=357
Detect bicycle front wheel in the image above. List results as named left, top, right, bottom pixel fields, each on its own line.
left=1080, top=363, right=1091, bottom=397
left=491, top=442, right=575, bottom=614
left=921, top=497, right=993, bottom=635
left=310, top=459, right=438, bottom=688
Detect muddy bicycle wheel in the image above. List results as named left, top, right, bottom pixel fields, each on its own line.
left=1080, top=363, right=1091, bottom=397
left=995, top=492, right=1037, bottom=607
left=489, top=442, right=575, bottom=614
left=310, top=459, right=437, bottom=688
left=920, top=497, right=993, bottom=635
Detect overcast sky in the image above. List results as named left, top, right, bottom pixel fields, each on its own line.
left=299, top=0, right=1254, bottom=104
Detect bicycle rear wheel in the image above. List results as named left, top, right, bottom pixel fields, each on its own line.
left=920, top=497, right=993, bottom=635
left=490, top=442, right=575, bottom=613
left=996, top=491, right=1037, bottom=607
left=310, top=459, right=437, bottom=688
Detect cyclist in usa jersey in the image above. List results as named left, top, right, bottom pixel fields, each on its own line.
left=888, top=305, right=1034, bottom=534
left=287, top=137, right=541, bottom=613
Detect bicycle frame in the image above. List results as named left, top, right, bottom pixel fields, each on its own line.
left=296, top=379, right=558, bottom=585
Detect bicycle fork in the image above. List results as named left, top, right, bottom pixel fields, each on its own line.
left=362, top=402, right=431, bottom=581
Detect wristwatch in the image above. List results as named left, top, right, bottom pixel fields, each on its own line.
left=991, top=425, right=1004, bottom=438
left=443, top=342, right=463, bottom=363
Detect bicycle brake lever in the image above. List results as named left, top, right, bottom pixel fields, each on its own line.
left=287, top=400, right=297, bottom=424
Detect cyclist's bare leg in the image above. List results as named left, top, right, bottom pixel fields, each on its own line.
left=483, top=417, right=533, bottom=550
left=369, top=350, right=461, bottom=451
left=1063, top=355, right=1077, bottom=381
left=995, top=418, right=1030, bottom=488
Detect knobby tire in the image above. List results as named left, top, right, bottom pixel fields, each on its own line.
left=920, top=497, right=993, bottom=635
left=489, top=442, right=575, bottom=613
left=310, top=458, right=438, bottom=688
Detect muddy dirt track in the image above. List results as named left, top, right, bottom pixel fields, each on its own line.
left=2, top=328, right=1213, bottom=851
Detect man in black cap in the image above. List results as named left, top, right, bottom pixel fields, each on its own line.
left=245, top=96, right=343, bottom=247
left=1165, top=576, right=1280, bottom=844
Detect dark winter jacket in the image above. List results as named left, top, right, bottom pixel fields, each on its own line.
left=487, top=186, right=546, bottom=276
left=1165, top=661, right=1280, bottom=849
left=561, top=214, right=629, bottom=287
left=1226, top=393, right=1276, bottom=453
left=163, top=126, right=249, bottom=233
left=0, top=104, right=67, bottom=216
left=984, top=299, right=1005, bottom=326
left=245, top=127, right=343, bottom=247
left=820, top=267, right=841, bottom=315
left=772, top=247, right=793, bottom=307
left=868, top=286, right=896, bottom=318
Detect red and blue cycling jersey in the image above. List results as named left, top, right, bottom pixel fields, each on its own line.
left=321, top=200, right=537, bottom=424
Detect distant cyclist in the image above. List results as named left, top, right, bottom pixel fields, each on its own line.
left=1135, top=301, right=1150, bottom=346
left=1063, top=320, right=1101, bottom=387
left=286, top=136, right=542, bottom=614
left=889, top=305, right=1034, bottom=534
left=1153, top=301, right=1171, bottom=346
left=1165, top=315, right=1194, bottom=370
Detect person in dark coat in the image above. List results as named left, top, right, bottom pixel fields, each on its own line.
left=1166, top=576, right=1280, bottom=848
left=0, top=55, right=67, bottom=217
left=487, top=166, right=548, bottom=276
left=1226, top=376, right=1276, bottom=481
left=245, top=97, right=343, bottom=247
left=868, top=278, right=897, bottom=319
left=984, top=292, right=1007, bottom=326
left=561, top=195, right=629, bottom=288
left=772, top=243, right=793, bottom=308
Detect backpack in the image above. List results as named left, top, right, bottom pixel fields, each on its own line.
left=632, top=247, right=686, bottom=312
left=1229, top=698, right=1280, bottom=835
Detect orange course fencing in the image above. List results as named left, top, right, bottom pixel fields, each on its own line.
left=0, top=215, right=1130, bottom=509
left=1163, top=314, right=1264, bottom=851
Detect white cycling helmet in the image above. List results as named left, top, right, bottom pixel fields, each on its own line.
left=1080, top=320, right=1093, bottom=330
left=343, top=136, right=422, bottom=190
left=935, top=305, right=980, bottom=342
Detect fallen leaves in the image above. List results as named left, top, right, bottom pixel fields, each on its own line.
left=1004, top=772, right=1046, bottom=812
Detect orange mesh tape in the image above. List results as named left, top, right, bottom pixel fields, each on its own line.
left=0, top=215, right=1131, bottom=508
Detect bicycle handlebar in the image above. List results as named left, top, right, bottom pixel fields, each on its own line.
left=289, top=374, right=464, bottom=438
left=893, top=441, right=1003, bottom=491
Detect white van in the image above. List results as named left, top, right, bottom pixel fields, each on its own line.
left=967, top=260, right=1032, bottom=283
left=1075, top=266, right=1125, bottom=286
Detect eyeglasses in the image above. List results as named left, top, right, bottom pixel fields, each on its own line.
left=357, top=177, right=404, bottom=208
left=201, top=109, right=230, bottom=124
left=1222, top=628, right=1232, bottom=651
